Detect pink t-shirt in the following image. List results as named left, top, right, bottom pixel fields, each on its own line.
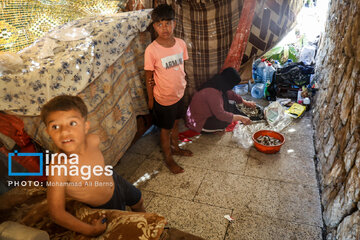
left=144, top=38, right=188, bottom=106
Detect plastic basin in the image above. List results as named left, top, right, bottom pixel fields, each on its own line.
left=252, top=130, right=285, bottom=154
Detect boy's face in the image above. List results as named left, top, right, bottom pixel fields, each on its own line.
left=153, top=20, right=176, bottom=40
left=45, top=109, right=90, bottom=154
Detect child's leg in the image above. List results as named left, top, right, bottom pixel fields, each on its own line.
left=130, top=196, right=145, bottom=212
left=160, top=128, right=184, bottom=174
left=170, top=119, right=193, bottom=156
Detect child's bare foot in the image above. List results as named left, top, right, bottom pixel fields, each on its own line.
left=171, top=148, right=193, bottom=157
left=164, top=157, right=184, bottom=174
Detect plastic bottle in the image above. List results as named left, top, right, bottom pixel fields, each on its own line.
left=251, top=83, right=265, bottom=98
left=253, top=59, right=266, bottom=83
left=264, top=63, right=275, bottom=83
left=273, top=60, right=281, bottom=69
left=283, top=59, right=293, bottom=67
left=252, top=59, right=261, bottom=81
left=263, top=63, right=275, bottom=100
left=303, top=97, right=311, bottom=111
left=233, top=84, right=248, bottom=95
left=297, top=89, right=303, bottom=104
left=262, top=63, right=268, bottom=85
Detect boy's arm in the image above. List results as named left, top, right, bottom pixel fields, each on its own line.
left=47, top=174, right=106, bottom=236
left=145, top=70, right=155, bottom=109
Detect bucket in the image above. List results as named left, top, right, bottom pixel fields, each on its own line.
left=252, top=130, right=285, bottom=154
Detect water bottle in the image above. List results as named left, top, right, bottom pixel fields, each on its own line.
left=273, top=60, right=281, bottom=69
left=251, top=83, right=265, bottom=98
left=264, top=63, right=275, bottom=83
left=263, top=63, right=268, bottom=85
left=253, top=59, right=266, bottom=83
left=252, top=59, right=261, bottom=81
left=233, top=84, right=248, bottom=95
left=283, top=59, right=293, bottom=67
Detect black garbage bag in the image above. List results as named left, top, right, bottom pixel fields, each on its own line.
left=275, top=62, right=314, bottom=86
left=266, top=62, right=315, bottom=100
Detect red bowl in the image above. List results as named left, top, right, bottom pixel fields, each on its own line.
left=252, top=130, right=285, bottom=154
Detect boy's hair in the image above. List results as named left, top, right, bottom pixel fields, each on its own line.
left=40, top=95, right=88, bottom=124
left=151, top=4, right=175, bottom=22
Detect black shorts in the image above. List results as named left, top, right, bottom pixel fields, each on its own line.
left=153, top=97, right=185, bottom=130
left=94, top=172, right=141, bottom=210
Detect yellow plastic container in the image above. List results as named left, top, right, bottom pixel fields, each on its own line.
left=286, top=103, right=306, bottom=118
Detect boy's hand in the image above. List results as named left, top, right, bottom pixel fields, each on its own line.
left=148, top=77, right=155, bottom=87
left=148, top=98, right=154, bottom=110
left=89, top=216, right=107, bottom=237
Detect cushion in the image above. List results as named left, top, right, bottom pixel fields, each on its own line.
left=0, top=186, right=166, bottom=240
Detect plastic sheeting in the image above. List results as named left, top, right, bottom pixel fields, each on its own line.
left=0, top=9, right=152, bottom=116
left=232, top=101, right=293, bottom=148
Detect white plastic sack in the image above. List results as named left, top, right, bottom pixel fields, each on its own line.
left=232, top=121, right=270, bottom=149
left=299, top=45, right=316, bottom=65
left=49, top=24, right=92, bottom=41
left=264, top=101, right=293, bottom=132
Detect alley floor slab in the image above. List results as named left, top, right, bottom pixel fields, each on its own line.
left=146, top=194, right=232, bottom=240
left=225, top=212, right=323, bottom=240
left=114, top=108, right=324, bottom=239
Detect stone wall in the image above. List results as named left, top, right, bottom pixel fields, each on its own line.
left=313, top=0, right=360, bottom=239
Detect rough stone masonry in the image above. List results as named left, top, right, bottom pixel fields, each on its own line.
left=313, top=0, right=360, bottom=239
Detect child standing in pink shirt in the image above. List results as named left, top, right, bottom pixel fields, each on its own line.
left=144, top=4, right=192, bottom=174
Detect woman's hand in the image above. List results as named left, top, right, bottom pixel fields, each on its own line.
left=243, top=100, right=256, bottom=108
left=240, top=116, right=252, bottom=125
left=233, top=115, right=252, bottom=125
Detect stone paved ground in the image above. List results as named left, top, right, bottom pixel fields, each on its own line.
left=114, top=96, right=324, bottom=240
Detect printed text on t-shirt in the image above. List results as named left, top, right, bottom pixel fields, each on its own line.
left=161, top=53, right=184, bottom=70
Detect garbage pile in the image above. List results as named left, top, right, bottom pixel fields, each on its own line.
left=231, top=2, right=325, bottom=149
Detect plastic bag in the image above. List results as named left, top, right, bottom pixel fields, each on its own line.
left=274, top=62, right=314, bottom=87
left=49, top=23, right=92, bottom=41
left=232, top=121, right=270, bottom=148
left=264, top=101, right=293, bottom=132
left=299, top=45, right=316, bottom=65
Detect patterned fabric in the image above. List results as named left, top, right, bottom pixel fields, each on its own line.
left=164, top=0, right=243, bottom=105
left=241, top=0, right=303, bottom=65
left=1, top=10, right=153, bottom=166
left=19, top=32, right=151, bottom=166
left=156, top=0, right=302, bottom=105
left=0, top=186, right=166, bottom=240
left=222, top=0, right=257, bottom=71
left=0, top=9, right=152, bottom=116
